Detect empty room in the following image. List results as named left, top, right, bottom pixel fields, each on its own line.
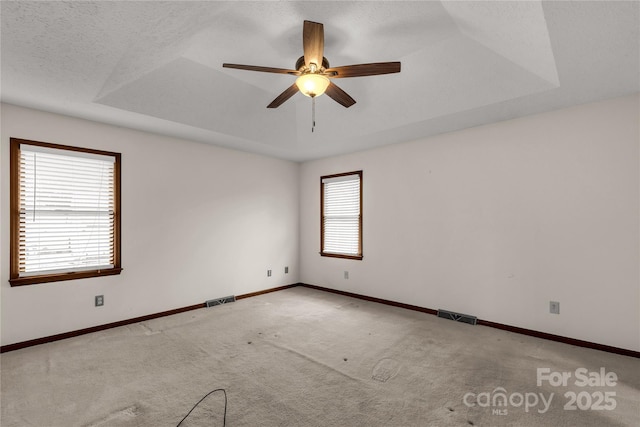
left=1, top=1, right=638, bottom=426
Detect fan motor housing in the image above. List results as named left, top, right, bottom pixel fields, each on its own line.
left=296, top=56, right=330, bottom=72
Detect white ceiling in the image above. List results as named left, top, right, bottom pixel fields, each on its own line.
left=1, top=1, right=638, bottom=162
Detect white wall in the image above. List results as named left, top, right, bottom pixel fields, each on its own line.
left=3, top=95, right=638, bottom=352
left=300, top=94, right=640, bottom=352
left=1, top=104, right=300, bottom=346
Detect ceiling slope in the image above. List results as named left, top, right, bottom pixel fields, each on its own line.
left=1, top=1, right=638, bottom=161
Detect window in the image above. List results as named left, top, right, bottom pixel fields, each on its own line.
left=9, top=138, right=122, bottom=286
left=321, top=171, right=362, bottom=260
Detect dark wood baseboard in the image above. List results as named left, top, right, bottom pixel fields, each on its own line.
left=4, top=282, right=638, bottom=359
left=475, top=319, right=640, bottom=359
left=301, top=283, right=438, bottom=315
left=0, top=303, right=205, bottom=353
left=0, top=284, right=298, bottom=353
left=236, top=283, right=298, bottom=300
left=299, top=283, right=640, bottom=359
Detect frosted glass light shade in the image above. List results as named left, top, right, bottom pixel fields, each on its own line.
left=295, top=74, right=330, bottom=98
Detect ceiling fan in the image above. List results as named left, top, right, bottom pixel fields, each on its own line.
left=223, top=20, right=401, bottom=109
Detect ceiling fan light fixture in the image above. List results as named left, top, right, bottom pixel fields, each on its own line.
left=296, top=73, right=330, bottom=98
left=223, top=21, right=399, bottom=109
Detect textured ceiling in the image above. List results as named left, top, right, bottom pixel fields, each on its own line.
left=1, top=1, right=638, bottom=161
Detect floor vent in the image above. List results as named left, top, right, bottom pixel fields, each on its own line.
left=205, top=296, right=236, bottom=307
left=437, top=309, right=477, bottom=325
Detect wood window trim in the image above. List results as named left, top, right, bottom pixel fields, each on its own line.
left=9, top=138, right=122, bottom=286
left=320, top=170, right=363, bottom=260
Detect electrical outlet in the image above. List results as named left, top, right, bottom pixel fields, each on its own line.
left=95, top=295, right=104, bottom=307
left=549, top=301, right=560, bottom=314
left=344, top=271, right=349, bottom=279
left=267, top=269, right=272, bottom=277
left=285, top=266, right=289, bottom=274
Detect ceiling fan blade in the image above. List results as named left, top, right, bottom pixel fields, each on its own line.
left=325, top=82, right=356, bottom=108
left=325, top=62, right=401, bottom=78
left=303, top=20, right=324, bottom=69
left=267, top=84, right=300, bottom=108
left=223, top=63, right=299, bottom=75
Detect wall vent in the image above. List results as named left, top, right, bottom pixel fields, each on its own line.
left=437, top=309, right=477, bottom=325
left=205, top=296, right=236, bottom=307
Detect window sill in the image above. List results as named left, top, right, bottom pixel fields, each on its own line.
left=320, top=252, right=363, bottom=260
left=9, top=268, right=123, bottom=287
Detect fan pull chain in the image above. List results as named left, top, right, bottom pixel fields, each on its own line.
left=312, top=97, right=316, bottom=132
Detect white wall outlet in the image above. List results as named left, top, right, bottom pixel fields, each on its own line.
left=550, top=301, right=560, bottom=314
left=267, top=270, right=272, bottom=277
left=344, top=271, right=349, bottom=279
left=95, top=295, right=104, bottom=307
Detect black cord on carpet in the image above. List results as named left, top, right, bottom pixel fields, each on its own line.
left=176, top=388, right=227, bottom=427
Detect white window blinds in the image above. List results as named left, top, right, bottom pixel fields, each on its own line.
left=322, top=172, right=362, bottom=257
left=18, top=144, right=116, bottom=276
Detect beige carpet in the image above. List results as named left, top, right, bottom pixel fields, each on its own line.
left=1, top=286, right=638, bottom=426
